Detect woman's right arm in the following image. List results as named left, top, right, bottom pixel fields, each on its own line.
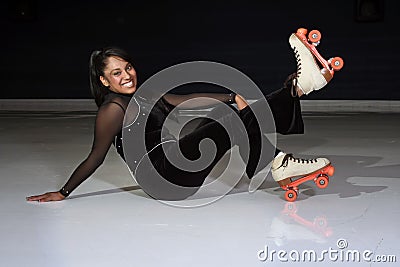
left=26, top=103, right=125, bottom=202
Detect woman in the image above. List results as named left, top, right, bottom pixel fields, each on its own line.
left=26, top=46, right=332, bottom=202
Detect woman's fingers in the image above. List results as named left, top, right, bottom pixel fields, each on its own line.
left=26, top=194, right=46, bottom=201
left=26, top=192, right=65, bottom=202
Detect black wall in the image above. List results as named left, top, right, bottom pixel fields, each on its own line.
left=2, top=0, right=399, bottom=99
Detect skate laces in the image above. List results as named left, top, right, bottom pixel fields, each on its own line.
left=293, top=47, right=302, bottom=76
left=288, top=47, right=302, bottom=97
left=280, top=153, right=317, bottom=168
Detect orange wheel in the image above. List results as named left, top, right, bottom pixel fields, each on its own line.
left=285, top=189, right=297, bottom=202
left=329, top=57, right=344, bottom=71
left=308, top=30, right=321, bottom=43
left=316, top=175, right=329, bottom=189
left=297, top=28, right=308, bottom=35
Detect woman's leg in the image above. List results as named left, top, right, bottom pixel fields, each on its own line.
left=151, top=74, right=316, bottom=193
left=161, top=106, right=242, bottom=187
left=264, top=75, right=333, bottom=186
left=264, top=74, right=304, bottom=135
left=165, top=77, right=304, bottom=184
left=156, top=100, right=275, bottom=186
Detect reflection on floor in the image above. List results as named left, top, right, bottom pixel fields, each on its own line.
left=0, top=111, right=399, bottom=266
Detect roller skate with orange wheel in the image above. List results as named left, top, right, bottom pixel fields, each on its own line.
left=289, top=27, right=344, bottom=95
left=271, top=153, right=335, bottom=202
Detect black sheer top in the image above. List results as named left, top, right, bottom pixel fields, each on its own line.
left=59, top=91, right=235, bottom=197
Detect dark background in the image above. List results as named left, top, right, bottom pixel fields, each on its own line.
left=2, top=0, right=399, bottom=100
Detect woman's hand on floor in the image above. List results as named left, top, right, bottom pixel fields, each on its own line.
left=26, top=191, right=66, bottom=202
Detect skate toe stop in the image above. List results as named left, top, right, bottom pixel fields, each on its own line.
left=297, top=28, right=308, bottom=35
left=327, top=165, right=335, bottom=176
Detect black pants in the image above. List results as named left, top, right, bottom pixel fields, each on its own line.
left=137, top=85, right=304, bottom=200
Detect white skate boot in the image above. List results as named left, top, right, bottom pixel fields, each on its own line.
left=272, top=153, right=330, bottom=184
left=288, top=28, right=344, bottom=95
left=271, top=152, right=335, bottom=201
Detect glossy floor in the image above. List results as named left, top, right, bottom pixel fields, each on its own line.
left=0, top=111, right=399, bottom=266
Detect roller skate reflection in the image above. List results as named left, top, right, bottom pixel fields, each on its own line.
left=268, top=202, right=333, bottom=246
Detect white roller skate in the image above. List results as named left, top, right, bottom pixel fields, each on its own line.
left=271, top=152, right=335, bottom=201
left=289, top=28, right=344, bottom=95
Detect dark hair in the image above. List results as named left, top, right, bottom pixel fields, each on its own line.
left=89, top=47, right=134, bottom=107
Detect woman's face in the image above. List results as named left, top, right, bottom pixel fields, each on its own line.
left=100, top=56, right=137, bottom=94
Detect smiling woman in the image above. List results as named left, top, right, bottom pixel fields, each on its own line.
left=99, top=57, right=137, bottom=95
left=88, top=48, right=138, bottom=107
left=26, top=45, right=334, bottom=202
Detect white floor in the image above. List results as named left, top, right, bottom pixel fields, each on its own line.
left=0, top=110, right=399, bottom=266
